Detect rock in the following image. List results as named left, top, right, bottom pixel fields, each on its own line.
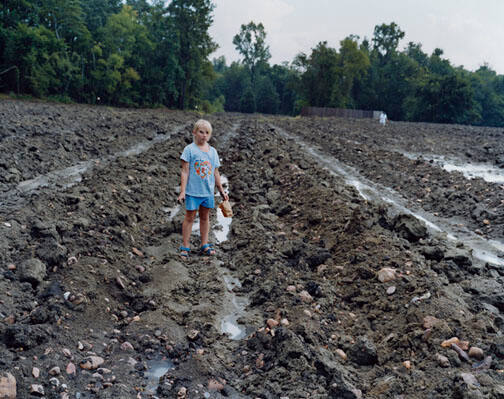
left=377, top=268, right=397, bottom=283
left=348, top=336, right=378, bottom=366
left=436, top=353, right=450, bottom=367
left=49, top=366, right=61, bottom=375
left=421, top=246, right=445, bottom=261
left=187, top=330, right=199, bottom=341
left=392, top=214, right=428, bottom=242
left=66, top=362, right=76, bottom=375
left=266, top=319, right=279, bottom=328
left=468, top=347, right=484, bottom=360
left=208, top=379, right=225, bottom=391
left=459, top=373, right=479, bottom=388
left=386, top=286, right=396, bottom=295
left=0, top=373, right=16, bottom=399
left=441, top=337, right=459, bottom=347
left=18, top=258, right=47, bottom=286
left=299, top=290, right=313, bottom=303
left=177, top=387, right=187, bottom=398
left=80, top=356, right=104, bottom=370
left=32, top=367, right=40, bottom=378
left=120, top=341, right=134, bottom=351
left=335, top=349, right=347, bottom=361
left=30, top=384, right=45, bottom=396
left=403, top=360, right=412, bottom=370
left=423, top=316, right=442, bottom=329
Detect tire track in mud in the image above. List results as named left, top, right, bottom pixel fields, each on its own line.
left=270, top=123, right=504, bottom=267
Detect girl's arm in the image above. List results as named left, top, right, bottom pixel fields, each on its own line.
left=177, top=160, right=189, bottom=202
left=214, top=168, right=229, bottom=201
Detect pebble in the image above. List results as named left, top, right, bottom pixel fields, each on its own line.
left=208, top=379, right=225, bottom=391
left=468, top=347, right=484, bottom=360
left=299, top=290, right=313, bottom=303
left=80, top=356, right=104, bottom=370
left=280, top=318, right=290, bottom=326
left=436, top=353, right=450, bottom=368
left=132, top=247, right=144, bottom=257
left=177, top=387, right=187, bottom=398
left=121, top=341, right=134, bottom=351
left=32, top=367, right=40, bottom=378
left=286, top=285, right=296, bottom=292
left=187, top=330, right=199, bottom=341
left=49, top=366, right=61, bottom=376
left=66, top=362, right=76, bottom=375
left=335, top=349, right=347, bottom=361
left=303, top=309, right=312, bottom=317
left=423, top=316, right=441, bottom=329
left=266, top=319, right=279, bottom=328
left=135, top=265, right=145, bottom=273
left=62, top=348, right=72, bottom=358
left=7, top=264, right=16, bottom=270
left=30, top=384, right=45, bottom=396
left=441, top=337, right=459, bottom=348
left=386, top=286, right=396, bottom=295
left=402, top=360, right=412, bottom=370
left=377, top=268, right=397, bottom=283
left=0, top=373, right=16, bottom=399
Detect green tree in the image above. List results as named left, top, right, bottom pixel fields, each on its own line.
left=294, top=41, right=338, bottom=107
left=233, top=21, right=271, bottom=87
left=410, top=73, right=476, bottom=124
left=331, top=36, right=370, bottom=107
left=240, top=84, right=256, bottom=113
left=372, top=22, right=405, bottom=59
left=168, top=0, right=217, bottom=109
left=255, top=75, right=279, bottom=114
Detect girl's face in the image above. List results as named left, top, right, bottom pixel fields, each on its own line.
left=193, top=126, right=211, bottom=144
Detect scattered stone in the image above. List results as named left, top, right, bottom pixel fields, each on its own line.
left=451, top=343, right=470, bottom=362
left=0, top=373, right=16, bottom=399
left=441, top=337, right=460, bottom=348
left=7, top=264, right=16, bottom=271
left=460, top=373, right=480, bottom=388
left=436, top=354, right=450, bottom=368
left=472, top=356, right=493, bottom=371
left=62, top=348, right=72, bottom=358
left=299, top=290, right=313, bottom=303
left=177, top=387, right=187, bottom=398
left=402, top=360, right=412, bottom=370
left=187, top=330, right=199, bottom=341
left=280, top=318, right=290, bottom=326
left=349, top=336, right=378, bottom=366
left=266, top=319, right=279, bottom=328
left=30, top=384, right=45, bottom=396
left=66, top=362, right=76, bottom=375
left=423, top=316, right=442, bottom=329
left=120, top=341, right=134, bottom=351
left=208, top=379, right=225, bottom=391
left=18, top=258, right=47, bottom=286
left=49, top=366, right=61, bottom=376
left=80, top=356, right=104, bottom=370
left=335, top=349, right=347, bottom=361
left=286, top=285, right=296, bottom=292
left=132, top=247, right=143, bottom=257
left=32, top=367, right=40, bottom=378
left=377, top=267, right=397, bottom=282
left=469, top=347, right=484, bottom=360
left=386, top=286, right=396, bottom=295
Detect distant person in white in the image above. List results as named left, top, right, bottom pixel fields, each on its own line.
left=379, top=112, right=387, bottom=126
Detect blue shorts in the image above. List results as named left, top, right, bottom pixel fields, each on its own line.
left=185, top=194, right=214, bottom=211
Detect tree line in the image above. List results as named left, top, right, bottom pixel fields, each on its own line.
left=1, top=1, right=504, bottom=126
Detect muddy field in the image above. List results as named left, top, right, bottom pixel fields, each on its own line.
left=0, top=99, right=504, bottom=399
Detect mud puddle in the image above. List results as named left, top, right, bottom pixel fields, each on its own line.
left=403, top=152, right=504, bottom=184
left=275, top=125, right=504, bottom=266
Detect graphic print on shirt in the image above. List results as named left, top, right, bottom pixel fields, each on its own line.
left=194, top=160, right=212, bottom=179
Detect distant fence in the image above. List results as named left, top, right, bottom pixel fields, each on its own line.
left=301, top=107, right=381, bottom=119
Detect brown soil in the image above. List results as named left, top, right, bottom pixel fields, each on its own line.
left=0, top=99, right=503, bottom=399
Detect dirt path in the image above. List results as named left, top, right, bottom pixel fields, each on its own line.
left=0, top=100, right=503, bottom=398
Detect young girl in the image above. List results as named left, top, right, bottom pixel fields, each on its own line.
left=177, top=119, right=229, bottom=258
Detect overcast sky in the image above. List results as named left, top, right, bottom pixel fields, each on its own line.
left=208, top=0, right=504, bottom=74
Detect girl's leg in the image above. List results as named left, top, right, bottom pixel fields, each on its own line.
left=198, top=206, right=211, bottom=246
left=181, top=210, right=197, bottom=253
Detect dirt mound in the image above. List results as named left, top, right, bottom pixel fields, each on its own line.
left=0, top=100, right=503, bottom=398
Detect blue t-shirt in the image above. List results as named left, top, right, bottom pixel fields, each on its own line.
left=181, top=142, right=221, bottom=197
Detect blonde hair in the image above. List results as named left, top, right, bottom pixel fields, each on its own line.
left=193, top=119, right=212, bottom=135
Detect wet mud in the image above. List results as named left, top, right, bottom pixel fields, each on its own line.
left=1, top=99, right=504, bottom=398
